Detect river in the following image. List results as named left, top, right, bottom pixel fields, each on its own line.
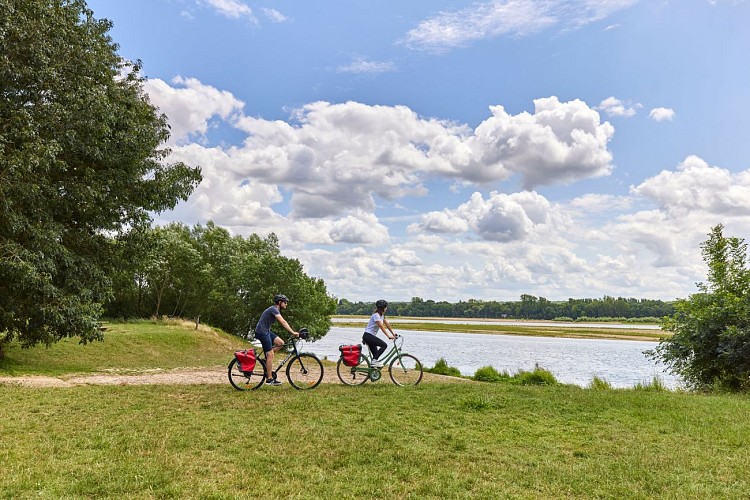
left=304, top=326, right=681, bottom=389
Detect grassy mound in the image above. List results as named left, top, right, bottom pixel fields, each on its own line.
left=0, top=319, right=249, bottom=376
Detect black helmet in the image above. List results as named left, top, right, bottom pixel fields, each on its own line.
left=274, top=294, right=289, bottom=304
left=375, top=299, right=388, bottom=309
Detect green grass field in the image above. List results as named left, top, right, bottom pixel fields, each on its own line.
left=2, top=320, right=749, bottom=498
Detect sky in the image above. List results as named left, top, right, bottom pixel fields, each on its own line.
left=86, top=0, right=750, bottom=303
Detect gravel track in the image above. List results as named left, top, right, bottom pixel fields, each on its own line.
left=0, top=365, right=469, bottom=388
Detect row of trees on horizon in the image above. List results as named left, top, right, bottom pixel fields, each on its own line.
left=337, top=295, right=675, bottom=320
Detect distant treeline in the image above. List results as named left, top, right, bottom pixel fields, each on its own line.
left=337, top=295, right=675, bottom=321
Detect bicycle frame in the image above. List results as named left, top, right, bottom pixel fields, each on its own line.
left=363, top=336, right=404, bottom=369
left=357, top=336, right=407, bottom=381
left=260, top=336, right=302, bottom=380
left=229, top=332, right=325, bottom=391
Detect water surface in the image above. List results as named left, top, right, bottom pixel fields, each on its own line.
left=306, top=327, right=679, bottom=389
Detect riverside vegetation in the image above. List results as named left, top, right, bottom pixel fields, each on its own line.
left=334, top=317, right=667, bottom=341
left=2, top=319, right=750, bottom=498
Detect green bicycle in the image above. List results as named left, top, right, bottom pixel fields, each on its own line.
left=336, top=334, right=423, bottom=386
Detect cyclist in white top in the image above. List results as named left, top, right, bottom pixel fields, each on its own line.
left=362, top=299, right=396, bottom=368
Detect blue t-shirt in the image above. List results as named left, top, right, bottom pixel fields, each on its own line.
left=255, top=305, right=279, bottom=335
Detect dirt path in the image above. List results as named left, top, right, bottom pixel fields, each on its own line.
left=0, top=366, right=469, bottom=388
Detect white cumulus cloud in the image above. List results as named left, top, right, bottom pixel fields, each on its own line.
left=144, top=77, right=245, bottom=144
left=649, top=107, right=675, bottom=121
left=596, top=96, right=640, bottom=118
left=411, top=191, right=558, bottom=243
left=630, top=155, right=750, bottom=216
left=147, top=78, right=616, bottom=227
left=200, top=0, right=254, bottom=19
left=469, top=97, right=615, bottom=189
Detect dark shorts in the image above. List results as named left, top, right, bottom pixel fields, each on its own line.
left=255, top=330, right=278, bottom=353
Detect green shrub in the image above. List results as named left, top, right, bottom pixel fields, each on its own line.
left=426, top=357, right=463, bottom=377
left=553, top=316, right=574, bottom=322
left=588, top=377, right=613, bottom=390
left=649, top=226, right=750, bottom=392
left=514, top=365, right=558, bottom=386
left=473, top=365, right=510, bottom=382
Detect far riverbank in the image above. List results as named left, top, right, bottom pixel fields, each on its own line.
left=332, top=316, right=667, bottom=342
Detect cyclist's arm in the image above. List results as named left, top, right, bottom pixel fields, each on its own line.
left=275, top=313, right=299, bottom=337
left=379, top=318, right=396, bottom=340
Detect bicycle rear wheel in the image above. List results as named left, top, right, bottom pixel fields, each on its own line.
left=286, top=353, right=324, bottom=390
left=389, top=354, right=423, bottom=386
left=228, top=357, right=266, bottom=391
left=336, top=355, right=370, bottom=386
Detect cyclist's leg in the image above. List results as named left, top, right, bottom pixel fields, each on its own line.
left=362, top=332, right=386, bottom=359
left=256, top=331, right=279, bottom=380
left=361, top=332, right=374, bottom=356
left=374, top=337, right=388, bottom=359
left=266, top=335, right=284, bottom=379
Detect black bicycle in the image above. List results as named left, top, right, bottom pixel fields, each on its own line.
left=228, top=328, right=324, bottom=390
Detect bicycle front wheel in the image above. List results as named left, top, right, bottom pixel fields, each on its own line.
left=389, top=354, right=423, bottom=386
left=336, top=355, right=370, bottom=386
left=228, top=357, right=266, bottom=391
left=286, top=353, right=324, bottom=390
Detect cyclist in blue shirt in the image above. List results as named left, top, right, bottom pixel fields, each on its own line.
left=255, top=294, right=299, bottom=386
left=363, top=299, right=396, bottom=367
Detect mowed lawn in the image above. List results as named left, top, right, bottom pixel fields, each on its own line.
left=2, top=320, right=750, bottom=498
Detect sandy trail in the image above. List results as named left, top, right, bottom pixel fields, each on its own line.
left=0, top=366, right=467, bottom=388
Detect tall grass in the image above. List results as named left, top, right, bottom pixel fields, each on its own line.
left=472, top=364, right=558, bottom=385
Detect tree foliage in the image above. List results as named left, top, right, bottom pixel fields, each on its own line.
left=0, top=0, right=201, bottom=354
left=650, top=225, right=750, bottom=391
left=106, top=223, right=337, bottom=341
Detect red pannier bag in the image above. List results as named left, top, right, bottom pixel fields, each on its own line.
left=339, top=344, right=361, bottom=367
left=235, top=349, right=256, bottom=372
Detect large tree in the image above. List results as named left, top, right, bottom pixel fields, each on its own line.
left=650, top=225, right=750, bottom=391
left=106, top=222, right=337, bottom=341
left=0, top=0, right=201, bottom=354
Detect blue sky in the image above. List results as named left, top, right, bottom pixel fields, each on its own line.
left=87, top=0, right=750, bottom=302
